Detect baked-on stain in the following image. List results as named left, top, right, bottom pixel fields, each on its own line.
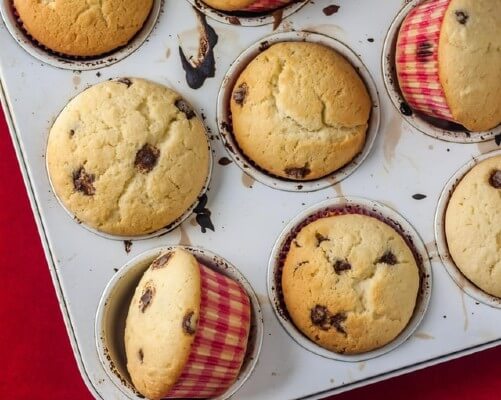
left=193, top=194, right=215, bottom=233
left=139, top=283, right=155, bottom=313
left=151, top=252, right=173, bottom=269
left=175, top=99, right=196, bottom=119
left=315, top=232, right=329, bottom=247
left=323, top=5, right=340, bottom=16
left=284, top=166, right=311, bottom=179
left=73, top=167, right=96, bottom=196
left=455, top=10, right=469, bottom=24
left=377, top=250, right=398, bottom=265
left=218, top=157, right=232, bottom=166
left=182, top=311, right=197, bottom=335
left=117, top=78, right=133, bottom=87
left=489, top=170, right=501, bottom=189
left=124, top=240, right=132, bottom=254
left=179, top=9, right=218, bottom=89
left=233, top=82, right=248, bottom=106
left=310, top=305, right=347, bottom=334
left=333, top=259, right=351, bottom=274
left=138, top=349, right=144, bottom=363
left=134, top=144, right=160, bottom=174
left=416, top=42, right=433, bottom=61
left=400, top=102, right=413, bottom=116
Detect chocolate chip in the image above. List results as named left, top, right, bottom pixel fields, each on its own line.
left=323, top=5, right=340, bottom=16
left=489, top=170, right=501, bottom=189
left=233, top=83, right=248, bottom=106
left=455, top=10, right=469, bottom=24
left=412, top=193, right=427, bottom=200
left=139, top=284, right=155, bottom=313
left=284, top=166, right=311, bottom=179
left=72, top=167, right=96, bottom=196
left=134, top=144, right=160, bottom=174
left=259, top=41, right=270, bottom=52
left=151, top=252, right=172, bottom=270
left=296, top=261, right=309, bottom=271
left=182, top=311, right=196, bottom=335
left=218, top=157, right=232, bottom=166
left=117, top=78, right=132, bottom=87
left=330, top=313, right=347, bottom=335
left=175, top=99, right=195, bottom=119
left=416, top=42, right=433, bottom=61
left=124, top=240, right=132, bottom=254
left=293, top=240, right=302, bottom=248
left=495, top=134, right=501, bottom=146
left=333, top=260, right=351, bottom=274
left=311, top=305, right=329, bottom=327
left=377, top=250, right=398, bottom=265
left=138, top=349, right=144, bottom=363
left=315, top=232, right=329, bottom=247
left=69, top=129, right=75, bottom=137
left=400, top=102, right=413, bottom=116
left=367, top=38, right=374, bottom=43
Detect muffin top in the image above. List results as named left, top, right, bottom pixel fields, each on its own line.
left=125, top=249, right=202, bottom=400
left=13, top=0, right=153, bottom=57
left=445, top=155, right=501, bottom=297
left=47, top=78, right=209, bottom=236
left=230, top=42, right=371, bottom=181
left=282, top=213, right=420, bottom=354
left=439, top=0, right=501, bottom=131
left=202, top=0, right=256, bottom=11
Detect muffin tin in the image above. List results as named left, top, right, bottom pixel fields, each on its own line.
left=1, top=1, right=501, bottom=399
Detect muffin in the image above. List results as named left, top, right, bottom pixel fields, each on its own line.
left=282, top=213, right=420, bottom=354
left=396, top=0, right=501, bottom=131
left=125, top=248, right=251, bottom=399
left=230, top=42, right=371, bottom=181
left=47, top=78, right=210, bottom=236
left=13, top=0, right=153, bottom=57
left=202, top=0, right=293, bottom=12
left=445, top=155, right=501, bottom=297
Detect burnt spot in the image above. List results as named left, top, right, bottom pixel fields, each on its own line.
left=416, top=42, right=433, bottom=61
left=138, top=349, right=144, bottom=363
left=139, top=283, right=155, bottom=313
left=117, top=78, right=132, bottom=87
left=73, top=167, right=96, bottom=196
left=333, top=260, right=352, bottom=274
left=175, top=99, right=196, bottom=119
left=330, top=313, right=347, bottom=335
left=151, top=252, right=173, bottom=269
left=134, top=144, right=160, bottom=174
left=182, top=311, right=197, bottom=335
left=455, top=10, right=469, bottom=25
left=284, top=166, right=311, bottom=179
left=315, top=232, right=330, bottom=247
left=233, top=83, right=248, bottom=106
left=311, top=305, right=328, bottom=328
left=400, top=102, right=413, bottom=116
left=323, top=5, right=340, bottom=16
left=489, top=170, right=501, bottom=189
left=124, top=240, right=132, bottom=254
left=377, top=250, right=398, bottom=265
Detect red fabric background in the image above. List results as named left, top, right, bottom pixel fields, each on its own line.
left=0, top=106, right=500, bottom=399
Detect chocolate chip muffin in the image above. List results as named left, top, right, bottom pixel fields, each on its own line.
left=47, top=78, right=210, bottom=236
left=230, top=42, right=371, bottom=181
left=282, top=213, right=420, bottom=354
left=439, top=0, right=501, bottom=131
left=13, top=0, right=153, bottom=57
left=445, top=155, right=501, bottom=297
left=125, top=249, right=202, bottom=399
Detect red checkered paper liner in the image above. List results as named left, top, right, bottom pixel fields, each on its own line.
left=396, top=0, right=455, bottom=122
left=244, top=0, right=292, bottom=12
left=166, top=264, right=251, bottom=398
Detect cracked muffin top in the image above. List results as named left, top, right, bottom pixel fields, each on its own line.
left=282, top=213, right=420, bottom=354
left=230, top=41, right=371, bottom=181
left=13, top=0, right=153, bottom=57
left=445, top=155, right=501, bottom=297
left=47, top=78, right=210, bottom=236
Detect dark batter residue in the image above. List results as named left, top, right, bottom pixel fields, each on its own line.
left=323, top=5, right=340, bottom=16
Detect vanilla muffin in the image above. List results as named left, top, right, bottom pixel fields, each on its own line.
left=445, top=155, right=501, bottom=297
left=282, top=213, right=420, bottom=354
left=230, top=42, right=371, bottom=181
left=13, top=0, right=153, bottom=57
left=47, top=78, right=210, bottom=236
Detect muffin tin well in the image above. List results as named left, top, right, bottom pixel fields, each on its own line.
left=382, top=0, right=501, bottom=144
left=217, top=31, right=380, bottom=192
left=1, top=0, right=501, bottom=399
left=96, top=245, right=263, bottom=400
left=0, top=0, right=162, bottom=70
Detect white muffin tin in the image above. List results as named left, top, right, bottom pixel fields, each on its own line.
left=1, top=1, right=501, bottom=399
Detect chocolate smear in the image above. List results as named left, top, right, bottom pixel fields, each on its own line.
left=179, top=9, right=218, bottom=89
left=218, top=157, right=232, bottom=166
left=455, top=10, right=468, bottom=25
left=175, top=99, right=196, bottom=119
left=272, top=8, right=283, bottom=30
left=412, top=193, right=427, bottom=200
left=495, top=134, right=501, bottom=146
left=284, top=166, right=311, bottom=179
left=323, top=5, right=340, bottom=16
left=139, top=284, right=155, bottom=313
left=138, top=349, right=144, bottom=363
left=400, top=102, right=413, bottom=116
left=124, top=240, right=132, bottom=254
left=194, top=194, right=215, bottom=233
left=134, top=144, right=160, bottom=174
left=73, top=167, right=96, bottom=196
left=315, top=232, right=329, bottom=247
left=330, top=313, right=347, bottom=335
left=233, top=82, right=248, bottom=106
left=311, top=305, right=328, bottom=327
left=182, top=311, right=197, bottom=335
left=117, top=78, right=132, bottom=87
left=151, top=252, right=173, bottom=270
left=377, top=250, right=398, bottom=266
